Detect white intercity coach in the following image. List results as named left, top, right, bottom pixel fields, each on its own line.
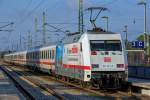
left=4, top=30, right=128, bottom=89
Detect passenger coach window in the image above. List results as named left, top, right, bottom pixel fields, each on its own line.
left=45, top=51, right=47, bottom=59
left=47, top=51, right=48, bottom=59
left=45, top=51, right=46, bottom=59
left=40, top=51, right=42, bottom=59
left=52, top=50, right=54, bottom=59
left=46, top=50, right=48, bottom=59
left=50, top=50, right=51, bottom=59
left=42, top=51, right=43, bottom=59
left=47, top=51, right=49, bottom=59
left=43, top=51, right=45, bottom=59
left=44, top=51, right=46, bottom=59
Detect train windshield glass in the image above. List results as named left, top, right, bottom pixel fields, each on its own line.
left=90, top=40, right=122, bottom=51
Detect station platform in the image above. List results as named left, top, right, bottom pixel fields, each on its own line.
left=128, top=77, right=150, bottom=96
left=0, top=67, right=25, bottom=100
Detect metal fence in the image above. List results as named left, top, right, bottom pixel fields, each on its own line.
left=127, top=50, right=145, bottom=66
left=129, top=66, right=150, bottom=79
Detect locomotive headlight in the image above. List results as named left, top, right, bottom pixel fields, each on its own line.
left=117, top=64, right=124, bottom=68
left=91, top=51, right=97, bottom=55
left=87, top=75, right=91, bottom=78
left=92, top=64, right=99, bottom=68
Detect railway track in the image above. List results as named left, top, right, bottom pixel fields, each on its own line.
left=0, top=66, right=34, bottom=100
left=1, top=62, right=148, bottom=100
left=3, top=65, right=107, bottom=100
left=0, top=64, right=64, bottom=100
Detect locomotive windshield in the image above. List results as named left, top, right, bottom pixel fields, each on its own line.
left=90, top=40, right=122, bottom=51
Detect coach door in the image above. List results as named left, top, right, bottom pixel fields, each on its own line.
left=55, top=44, right=64, bottom=75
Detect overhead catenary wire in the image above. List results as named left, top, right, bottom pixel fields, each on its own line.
left=22, top=0, right=33, bottom=13
left=44, top=23, right=68, bottom=34
left=13, top=0, right=45, bottom=49
left=101, top=0, right=120, bottom=6
left=18, top=0, right=45, bottom=25
left=0, top=22, right=14, bottom=29
left=44, top=22, right=78, bottom=25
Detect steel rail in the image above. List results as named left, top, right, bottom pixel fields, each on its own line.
left=0, top=66, right=35, bottom=100
left=2, top=62, right=141, bottom=100
left=1, top=65, right=66, bottom=100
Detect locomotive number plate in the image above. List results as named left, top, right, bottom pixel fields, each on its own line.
left=102, top=64, right=115, bottom=68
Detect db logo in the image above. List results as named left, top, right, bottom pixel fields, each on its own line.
left=104, top=57, right=111, bottom=62
left=71, top=45, right=78, bottom=53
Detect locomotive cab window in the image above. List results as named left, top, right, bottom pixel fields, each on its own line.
left=90, top=40, right=122, bottom=51
left=106, top=40, right=122, bottom=51
left=90, top=40, right=105, bottom=51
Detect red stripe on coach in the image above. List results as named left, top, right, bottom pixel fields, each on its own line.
left=63, top=64, right=91, bottom=70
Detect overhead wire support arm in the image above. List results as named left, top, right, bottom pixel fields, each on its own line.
left=44, top=23, right=70, bottom=42
left=44, top=23, right=69, bottom=34
left=0, top=22, right=14, bottom=29
left=94, top=8, right=106, bottom=21
left=0, top=29, right=14, bottom=32
left=86, top=7, right=108, bottom=28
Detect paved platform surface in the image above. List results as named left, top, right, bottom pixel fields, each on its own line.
left=0, top=68, right=25, bottom=100
left=128, top=77, right=150, bottom=89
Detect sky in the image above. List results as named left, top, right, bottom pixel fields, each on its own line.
left=0, top=0, right=150, bottom=51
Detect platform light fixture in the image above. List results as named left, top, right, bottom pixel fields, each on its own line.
left=102, top=16, right=109, bottom=32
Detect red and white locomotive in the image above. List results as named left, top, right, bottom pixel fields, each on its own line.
left=4, top=31, right=128, bottom=89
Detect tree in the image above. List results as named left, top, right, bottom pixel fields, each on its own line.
left=136, top=34, right=144, bottom=41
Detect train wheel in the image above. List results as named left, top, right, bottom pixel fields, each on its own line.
left=62, top=76, right=65, bottom=81
left=58, top=75, right=62, bottom=80
left=66, top=77, right=70, bottom=82
left=48, top=69, right=52, bottom=75
left=80, top=81, right=88, bottom=88
left=91, top=79, right=98, bottom=88
left=55, top=75, right=59, bottom=80
left=98, top=80, right=102, bottom=89
left=52, top=72, right=55, bottom=77
left=32, top=66, right=38, bottom=72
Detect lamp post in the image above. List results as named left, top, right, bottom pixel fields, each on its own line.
left=138, top=0, right=149, bottom=62
left=102, top=16, right=109, bottom=31
left=123, top=25, right=128, bottom=49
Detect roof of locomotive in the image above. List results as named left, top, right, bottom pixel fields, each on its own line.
left=62, top=32, right=82, bottom=44
left=62, top=31, right=117, bottom=44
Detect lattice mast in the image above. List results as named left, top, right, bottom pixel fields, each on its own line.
left=78, top=0, right=84, bottom=34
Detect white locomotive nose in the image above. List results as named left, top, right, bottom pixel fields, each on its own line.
left=89, top=33, right=127, bottom=89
